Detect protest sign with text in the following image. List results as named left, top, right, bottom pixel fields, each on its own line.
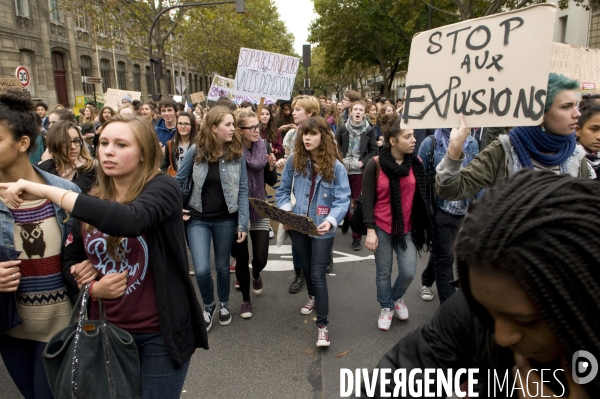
left=402, top=4, right=556, bottom=129
left=191, top=91, right=206, bottom=103
left=234, top=48, right=299, bottom=101
left=103, top=88, right=141, bottom=111
left=249, top=199, right=319, bottom=236
left=0, top=78, right=22, bottom=93
left=550, top=42, right=600, bottom=93
left=207, top=75, right=236, bottom=101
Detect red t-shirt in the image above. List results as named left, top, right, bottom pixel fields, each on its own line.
left=85, top=229, right=160, bottom=333
left=374, top=168, right=415, bottom=235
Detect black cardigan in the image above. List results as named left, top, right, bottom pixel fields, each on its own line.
left=63, top=173, right=208, bottom=368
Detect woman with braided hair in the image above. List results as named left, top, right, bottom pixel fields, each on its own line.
left=363, top=170, right=599, bottom=398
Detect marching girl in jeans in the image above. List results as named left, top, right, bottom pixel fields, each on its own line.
left=275, top=116, right=350, bottom=347
left=362, top=119, right=432, bottom=331
left=4, top=113, right=207, bottom=399
left=176, top=106, right=249, bottom=331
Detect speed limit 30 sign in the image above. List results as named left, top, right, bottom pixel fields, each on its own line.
left=15, top=66, right=30, bottom=88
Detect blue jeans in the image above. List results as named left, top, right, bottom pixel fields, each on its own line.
left=132, top=333, right=190, bottom=399
left=0, top=335, right=52, bottom=399
left=289, top=231, right=334, bottom=326
left=374, top=229, right=417, bottom=309
left=187, top=218, right=237, bottom=307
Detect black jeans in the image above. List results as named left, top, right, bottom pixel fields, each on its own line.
left=231, top=230, right=270, bottom=302
left=421, top=208, right=463, bottom=304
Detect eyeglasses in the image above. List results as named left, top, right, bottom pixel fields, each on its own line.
left=240, top=124, right=260, bottom=131
left=70, top=139, right=83, bottom=146
left=178, top=122, right=191, bottom=127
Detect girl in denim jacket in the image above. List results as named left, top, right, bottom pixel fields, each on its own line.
left=276, top=116, right=350, bottom=347
left=176, top=106, right=249, bottom=331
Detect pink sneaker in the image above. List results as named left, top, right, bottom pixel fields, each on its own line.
left=316, top=325, right=330, bottom=347
left=234, top=280, right=240, bottom=289
left=229, top=258, right=236, bottom=273
left=301, top=295, right=315, bottom=315
left=394, top=298, right=409, bottom=320
left=378, top=308, right=393, bottom=330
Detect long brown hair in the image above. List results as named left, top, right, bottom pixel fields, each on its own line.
left=293, top=116, right=341, bottom=182
left=324, top=101, right=339, bottom=121
left=85, top=114, right=162, bottom=260
left=174, top=112, right=198, bottom=149
left=194, top=106, right=242, bottom=163
left=259, top=106, right=278, bottom=145
left=46, top=120, right=94, bottom=175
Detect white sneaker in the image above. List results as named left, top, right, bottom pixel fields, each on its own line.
left=378, top=308, right=393, bottom=331
left=420, top=286, right=434, bottom=301
left=316, top=325, right=330, bottom=346
left=269, top=226, right=274, bottom=239
left=394, top=298, right=409, bottom=320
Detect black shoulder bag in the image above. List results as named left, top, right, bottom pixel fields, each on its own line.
left=426, top=137, right=438, bottom=216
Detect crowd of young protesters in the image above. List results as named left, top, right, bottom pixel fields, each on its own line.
left=0, top=70, right=599, bottom=399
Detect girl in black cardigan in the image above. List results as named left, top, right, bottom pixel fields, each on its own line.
left=3, top=114, right=207, bottom=399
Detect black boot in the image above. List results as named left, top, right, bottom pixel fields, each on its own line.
left=289, top=270, right=304, bottom=294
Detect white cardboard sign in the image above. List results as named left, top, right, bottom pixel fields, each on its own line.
left=103, top=88, right=141, bottom=111
left=207, top=74, right=236, bottom=101
left=402, top=4, right=556, bottom=129
left=550, top=42, right=600, bottom=93
left=233, top=48, right=299, bottom=101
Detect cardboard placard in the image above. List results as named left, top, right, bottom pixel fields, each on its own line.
left=233, top=48, right=299, bottom=101
left=402, top=4, right=556, bottom=129
left=103, top=88, right=141, bottom=111
left=191, top=91, right=206, bottom=103
left=0, top=78, right=23, bottom=93
left=550, top=42, right=600, bottom=93
left=173, top=95, right=183, bottom=103
left=249, top=198, right=319, bottom=235
left=207, top=75, right=236, bottom=101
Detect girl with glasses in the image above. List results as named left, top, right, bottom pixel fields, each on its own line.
left=163, top=112, right=198, bottom=176
left=38, top=120, right=96, bottom=193
left=230, top=109, right=277, bottom=318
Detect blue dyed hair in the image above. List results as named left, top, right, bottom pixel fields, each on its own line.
left=544, top=73, right=580, bottom=113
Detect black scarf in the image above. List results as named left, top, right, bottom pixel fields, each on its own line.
left=378, top=147, right=432, bottom=251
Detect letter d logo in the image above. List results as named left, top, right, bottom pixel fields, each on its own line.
left=572, top=350, right=598, bottom=385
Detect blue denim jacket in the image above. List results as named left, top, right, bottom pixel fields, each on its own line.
left=275, top=156, right=350, bottom=239
left=175, top=144, right=249, bottom=233
left=418, top=135, right=482, bottom=216
left=0, top=165, right=80, bottom=248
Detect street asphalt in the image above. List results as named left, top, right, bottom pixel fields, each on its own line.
left=0, top=229, right=440, bottom=399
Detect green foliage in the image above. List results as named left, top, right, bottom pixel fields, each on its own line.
left=177, top=0, right=296, bottom=77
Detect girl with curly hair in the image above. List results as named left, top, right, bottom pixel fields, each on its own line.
left=275, top=116, right=350, bottom=347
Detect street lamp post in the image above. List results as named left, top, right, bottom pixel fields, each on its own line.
left=148, top=0, right=244, bottom=101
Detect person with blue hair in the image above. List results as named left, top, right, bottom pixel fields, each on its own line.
left=436, top=73, right=591, bottom=202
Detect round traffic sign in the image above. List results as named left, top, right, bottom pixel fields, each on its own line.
left=15, top=66, right=30, bottom=88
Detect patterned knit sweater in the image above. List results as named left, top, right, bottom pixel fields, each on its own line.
left=6, top=199, right=72, bottom=342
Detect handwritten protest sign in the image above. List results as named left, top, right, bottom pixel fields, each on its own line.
left=402, top=4, right=556, bottom=129
left=207, top=75, right=235, bottom=101
left=103, top=88, right=141, bottom=111
left=234, top=48, right=299, bottom=101
left=191, top=91, right=205, bottom=103
left=249, top=199, right=319, bottom=236
left=550, top=42, right=600, bottom=93
left=0, top=78, right=22, bottom=93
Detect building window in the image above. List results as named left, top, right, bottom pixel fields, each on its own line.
left=559, top=16, right=568, bottom=44
left=100, top=58, right=111, bottom=93
left=133, top=64, right=141, bottom=92
left=166, top=70, right=172, bottom=94
left=145, top=66, right=151, bottom=95
left=75, top=10, right=86, bottom=30
left=49, top=0, right=62, bottom=22
left=15, top=0, right=29, bottom=16
left=194, top=74, right=198, bottom=93
left=189, top=73, right=193, bottom=93
left=117, top=61, right=127, bottom=90
left=80, top=55, right=93, bottom=94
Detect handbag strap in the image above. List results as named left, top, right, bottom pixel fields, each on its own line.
left=428, top=137, right=436, bottom=176
left=167, top=140, right=174, bottom=168
left=71, top=284, right=91, bottom=398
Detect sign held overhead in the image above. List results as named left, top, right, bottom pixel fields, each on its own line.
left=234, top=48, right=299, bottom=101
left=402, top=4, right=557, bottom=129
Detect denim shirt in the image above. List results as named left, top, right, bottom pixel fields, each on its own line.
left=275, top=156, right=350, bottom=239
left=0, top=165, right=80, bottom=248
left=418, top=135, right=481, bottom=216
left=175, top=144, right=249, bottom=233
